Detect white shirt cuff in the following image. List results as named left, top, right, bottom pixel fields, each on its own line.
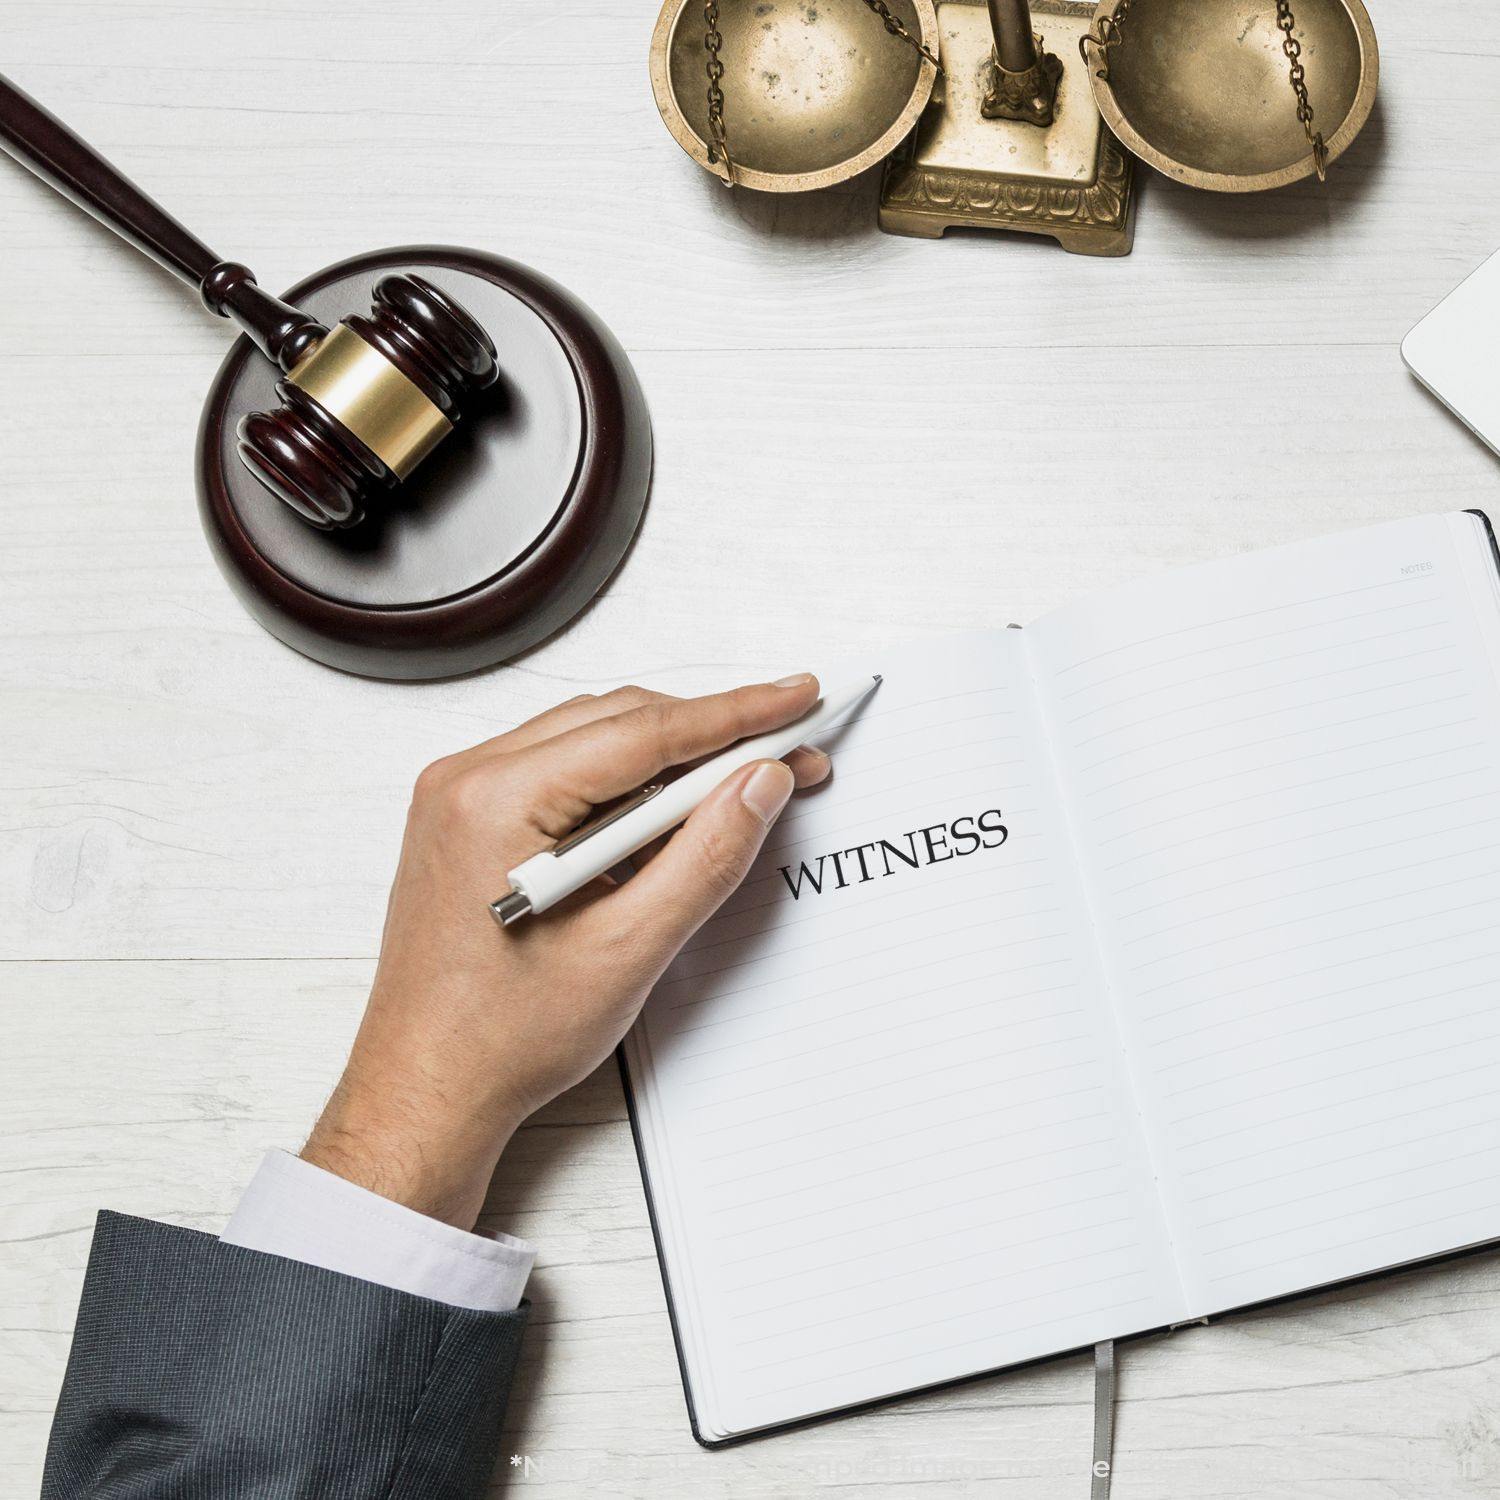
left=221, top=1149, right=534, bottom=1313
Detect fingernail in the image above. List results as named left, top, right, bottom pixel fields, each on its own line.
left=742, top=761, right=794, bottom=824
left=773, top=673, right=814, bottom=688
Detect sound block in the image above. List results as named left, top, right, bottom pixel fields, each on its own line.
left=196, top=245, right=651, bottom=680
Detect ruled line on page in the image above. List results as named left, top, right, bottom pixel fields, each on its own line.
left=700, top=1078, right=1103, bottom=1170
left=1200, top=1171, right=1500, bottom=1260
left=1167, top=1025, right=1500, bottom=1133
left=1175, top=1043, right=1500, bottom=1157
left=1128, top=877, right=1500, bottom=981
left=1049, top=574, right=1438, bottom=680
left=668, top=916, right=1066, bottom=1011
left=1139, top=913, right=1500, bottom=1016
left=717, top=1178, right=1130, bottom=1270
left=1152, top=974, right=1500, bottom=1079
left=1161, top=992, right=1500, bottom=1104
left=829, top=708, right=1017, bottom=762
left=665, top=887, right=1058, bottom=990
left=705, top=1091, right=1106, bottom=1198
left=693, top=1027, right=1090, bottom=1137
left=669, top=894, right=1059, bottom=1002
left=1052, top=594, right=1446, bottom=702
left=1067, top=643, right=1458, bottom=744
left=1084, top=691, right=1472, bottom=791
left=737, top=1240, right=1153, bottom=1347
left=1074, top=667, right=1466, bottom=754
left=778, top=728, right=1020, bottom=797
left=775, top=754, right=1030, bottom=834
left=710, top=1144, right=1122, bottom=1241
left=1099, top=763, right=1483, bottom=878
left=1060, top=618, right=1452, bottom=724
left=706, top=1108, right=1110, bottom=1214
left=1106, top=785, right=1492, bottom=900
left=739, top=1260, right=1146, bottom=1373
left=787, top=725, right=1018, bottom=787
left=679, top=953, right=1077, bottom=1041
left=1187, top=1097, right=1500, bottom=1199
left=1096, top=741, right=1485, bottom=851
left=686, top=1006, right=1084, bottom=1115
left=861, top=684, right=1016, bottom=718
left=675, top=944, right=1074, bottom=1036
left=699, top=1058, right=1092, bottom=1165
left=1193, top=1135, right=1500, bottom=1232
left=1154, top=961, right=1500, bottom=1054
left=682, top=988, right=1080, bottom=1088
left=792, top=684, right=1011, bottom=740
left=1201, top=1199, right=1500, bottom=1284
left=741, top=1293, right=1157, bottom=1398
left=1093, top=716, right=1479, bottom=828
left=1132, top=858, right=1500, bottom=972
left=678, top=969, right=1072, bottom=1065
left=723, top=1205, right=1133, bottom=1292
left=1119, top=819, right=1500, bottom=939
left=731, top=1231, right=1141, bottom=1320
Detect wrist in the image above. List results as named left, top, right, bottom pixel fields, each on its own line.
left=302, top=1064, right=521, bottom=1231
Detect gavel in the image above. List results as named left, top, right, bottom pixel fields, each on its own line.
left=0, top=73, right=498, bottom=529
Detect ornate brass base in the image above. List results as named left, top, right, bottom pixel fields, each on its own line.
left=981, top=39, right=1063, bottom=127
left=879, top=0, right=1135, bottom=256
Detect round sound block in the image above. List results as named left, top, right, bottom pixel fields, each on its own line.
left=196, top=245, right=651, bottom=680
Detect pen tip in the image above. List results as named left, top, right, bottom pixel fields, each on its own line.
left=871, top=674, right=883, bottom=686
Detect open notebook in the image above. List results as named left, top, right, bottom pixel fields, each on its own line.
left=621, top=510, right=1500, bottom=1445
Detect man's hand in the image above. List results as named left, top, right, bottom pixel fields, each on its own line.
left=301, top=676, right=830, bottom=1229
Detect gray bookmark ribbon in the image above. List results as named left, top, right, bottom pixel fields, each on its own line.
left=1091, top=1340, right=1115, bottom=1499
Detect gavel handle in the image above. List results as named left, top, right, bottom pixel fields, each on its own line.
left=0, top=72, right=323, bottom=370
left=0, top=71, right=223, bottom=284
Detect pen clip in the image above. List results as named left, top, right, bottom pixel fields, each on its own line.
left=554, top=782, right=665, bottom=855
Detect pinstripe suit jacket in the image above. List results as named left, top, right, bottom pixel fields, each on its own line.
left=42, top=1211, right=527, bottom=1499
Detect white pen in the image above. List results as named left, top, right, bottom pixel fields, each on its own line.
left=490, top=674, right=882, bottom=926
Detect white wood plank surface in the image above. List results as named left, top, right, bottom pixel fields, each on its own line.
left=2, top=0, right=1499, bottom=1494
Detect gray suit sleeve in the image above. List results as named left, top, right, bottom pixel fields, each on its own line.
left=42, top=1210, right=528, bottom=1500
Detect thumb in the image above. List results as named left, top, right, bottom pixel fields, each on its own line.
left=605, top=759, right=795, bottom=954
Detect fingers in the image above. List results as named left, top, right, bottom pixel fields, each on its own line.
left=514, top=675, right=821, bottom=835
left=452, top=686, right=676, bottom=763
left=786, top=744, right=832, bottom=788
left=596, top=759, right=795, bottom=952
left=631, top=743, right=828, bottom=870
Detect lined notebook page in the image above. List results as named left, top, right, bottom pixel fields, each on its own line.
left=624, top=632, right=1183, bottom=1440
left=1029, top=512, right=1500, bottom=1316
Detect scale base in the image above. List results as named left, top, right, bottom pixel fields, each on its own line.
left=879, top=0, right=1135, bottom=257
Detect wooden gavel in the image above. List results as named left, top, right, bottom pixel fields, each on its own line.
left=0, top=73, right=499, bottom=529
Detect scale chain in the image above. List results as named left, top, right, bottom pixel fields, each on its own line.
left=704, top=0, right=941, bottom=187
left=1081, top=0, right=1327, bottom=183
left=1275, top=0, right=1328, bottom=181
left=703, top=0, right=735, bottom=184
left=863, top=0, right=943, bottom=70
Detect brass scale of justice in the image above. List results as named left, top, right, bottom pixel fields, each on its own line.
left=649, top=0, right=1380, bottom=254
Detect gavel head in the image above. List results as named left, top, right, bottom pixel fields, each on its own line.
left=236, top=273, right=499, bottom=530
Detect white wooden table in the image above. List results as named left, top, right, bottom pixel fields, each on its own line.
left=3, top=2, right=1499, bottom=1495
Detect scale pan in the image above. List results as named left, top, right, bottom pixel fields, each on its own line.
left=1088, top=0, right=1378, bottom=192
left=649, top=0, right=938, bottom=193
